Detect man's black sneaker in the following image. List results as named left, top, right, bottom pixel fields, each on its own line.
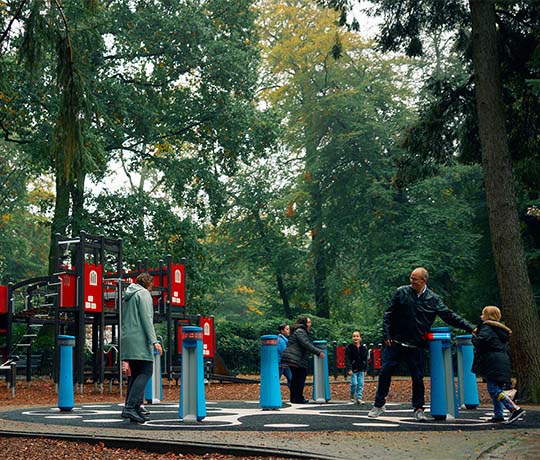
left=488, top=416, right=505, bottom=423
left=505, top=408, right=525, bottom=424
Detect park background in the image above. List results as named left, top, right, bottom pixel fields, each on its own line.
left=1, top=1, right=540, bottom=398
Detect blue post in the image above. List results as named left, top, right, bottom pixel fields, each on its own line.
left=260, top=335, right=282, bottom=410
left=144, top=347, right=163, bottom=404
left=312, top=340, right=330, bottom=403
left=428, top=327, right=458, bottom=420
left=456, top=335, right=479, bottom=409
left=57, top=335, right=75, bottom=412
left=179, top=326, right=206, bottom=422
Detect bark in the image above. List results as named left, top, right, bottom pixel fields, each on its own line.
left=253, top=210, right=291, bottom=317
left=469, top=0, right=540, bottom=402
left=48, top=174, right=71, bottom=275
left=309, top=180, right=329, bottom=318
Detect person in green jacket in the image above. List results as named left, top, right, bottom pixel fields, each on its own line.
left=120, top=273, right=162, bottom=423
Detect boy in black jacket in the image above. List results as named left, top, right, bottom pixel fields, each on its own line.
left=345, top=331, right=368, bottom=404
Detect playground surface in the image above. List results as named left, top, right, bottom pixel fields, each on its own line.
left=1, top=399, right=539, bottom=459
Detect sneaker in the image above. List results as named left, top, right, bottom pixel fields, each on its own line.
left=357, top=399, right=365, bottom=405
left=488, top=416, right=505, bottom=423
left=368, top=405, right=385, bottom=418
left=505, top=408, right=525, bottom=424
left=350, top=397, right=357, bottom=403
left=414, top=409, right=429, bottom=422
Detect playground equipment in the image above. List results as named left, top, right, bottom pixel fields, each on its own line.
left=57, top=335, right=75, bottom=411
left=179, top=326, right=206, bottom=422
left=456, top=334, right=480, bottom=409
left=0, top=231, right=215, bottom=394
left=259, top=335, right=281, bottom=410
left=428, top=327, right=459, bottom=420
left=312, top=340, right=330, bottom=403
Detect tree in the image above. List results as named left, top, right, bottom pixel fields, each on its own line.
left=2, top=0, right=267, bottom=273
left=258, top=0, right=414, bottom=318
left=469, top=0, right=540, bottom=402
left=351, top=0, right=540, bottom=401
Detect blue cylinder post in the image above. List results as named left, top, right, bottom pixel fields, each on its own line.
left=428, top=327, right=458, bottom=420
left=312, top=340, right=330, bottom=403
left=179, top=326, right=206, bottom=422
left=456, top=335, right=479, bottom=409
left=144, top=347, right=163, bottom=404
left=57, top=335, right=75, bottom=412
left=260, top=335, right=282, bottom=410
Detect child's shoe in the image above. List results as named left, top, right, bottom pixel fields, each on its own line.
left=505, top=407, right=525, bottom=424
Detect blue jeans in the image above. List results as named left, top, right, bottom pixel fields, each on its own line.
left=350, top=371, right=365, bottom=399
left=374, top=343, right=425, bottom=410
left=280, top=366, right=292, bottom=388
left=487, top=380, right=516, bottom=418
left=125, top=360, right=153, bottom=410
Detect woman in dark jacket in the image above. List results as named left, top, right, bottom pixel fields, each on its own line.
left=472, top=306, right=524, bottom=424
left=281, top=317, right=324, bottom=404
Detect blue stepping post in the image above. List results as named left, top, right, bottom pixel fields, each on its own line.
left=427, top=327, right=458, bottom=420
left=260, top=334, right=282, bottom=410
left=57, top=335, right=75, bottom=412
left=312, top=340, right=330, bottom=403
left=456, top=334, right=479, bottom=409
left=179, top=326, right=206, bottom=422
left=145, top=346, right=163, bottom=404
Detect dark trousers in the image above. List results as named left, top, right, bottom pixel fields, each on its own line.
left=374, top=343, right=425, bottom=410
left=289, top=366, right=308, bottom=403
left=125, top=360, right=153, bottom=410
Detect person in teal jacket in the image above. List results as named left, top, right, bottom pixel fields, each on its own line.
left=120, top=273, right=162, bottom=423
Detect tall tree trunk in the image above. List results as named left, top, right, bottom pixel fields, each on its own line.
left=70, top=170, right=86, bottom=236
left=48, top=175, right=71, bottom=275
left=253, top=210, right=291, bottom=317
left=309, top=179, right=329, bottom=318
left=469, top=0, right=540, bottom=402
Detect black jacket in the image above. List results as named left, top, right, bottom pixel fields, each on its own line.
left=472, top=320, right=512, bottom=383
left=345, top=343, right=368, bottom=372
left=281, top=325, right=323, bottom=369
left=383, top=285, right=474, bottom=347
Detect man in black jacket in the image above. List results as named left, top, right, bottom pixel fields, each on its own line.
left=368, top=267, right=475, bottom=421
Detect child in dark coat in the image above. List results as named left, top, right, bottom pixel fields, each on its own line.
left=345, top=331, right=368, bottom=404
left=472, top=306, right=525, bottom=424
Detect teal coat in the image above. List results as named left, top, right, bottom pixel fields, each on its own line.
left=120, top=283, right=158, bottom=362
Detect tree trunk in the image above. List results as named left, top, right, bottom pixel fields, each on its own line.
left=469, top=0, right=540, bottom=402
left=70, top=170, right=86, bottom=236
left=253, top=210, right=291, bottom=317
left=309, top=179, right=329, bottom=318
left=48, top=175, right=71, bottom=275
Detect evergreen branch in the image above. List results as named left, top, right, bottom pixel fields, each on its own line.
left=0, top=0, right=28, bottom=49
left=52, top=0, right=74, bottom=65
left=0, top=120, right=33, bottom=144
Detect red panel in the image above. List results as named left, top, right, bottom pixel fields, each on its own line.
left=0, top=285, right=7, bottom=314
left=60, top=267, right=77, bottom=307
left=103, top=279, right=118, bottom=309
left=336, top=345, right=346, bottom=369
left=169, top=263, right=185, bottom=307
left=177, top=323, right=183, bottom=354
left=84, top=262, right=102, bottom=313
left=371, top=348, right=382, bottom=370
left=200, top=316, right=215, bottom=358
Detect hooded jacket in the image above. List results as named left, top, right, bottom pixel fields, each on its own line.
left=472, top=320, right=512, bottom=383
left=120, top=283, right=158, bottom=362
left=383, top=285, right=475, bottom=347
left=345, top=343, right=368, bottom=373
left=281, top=324, right=323, bottom=369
